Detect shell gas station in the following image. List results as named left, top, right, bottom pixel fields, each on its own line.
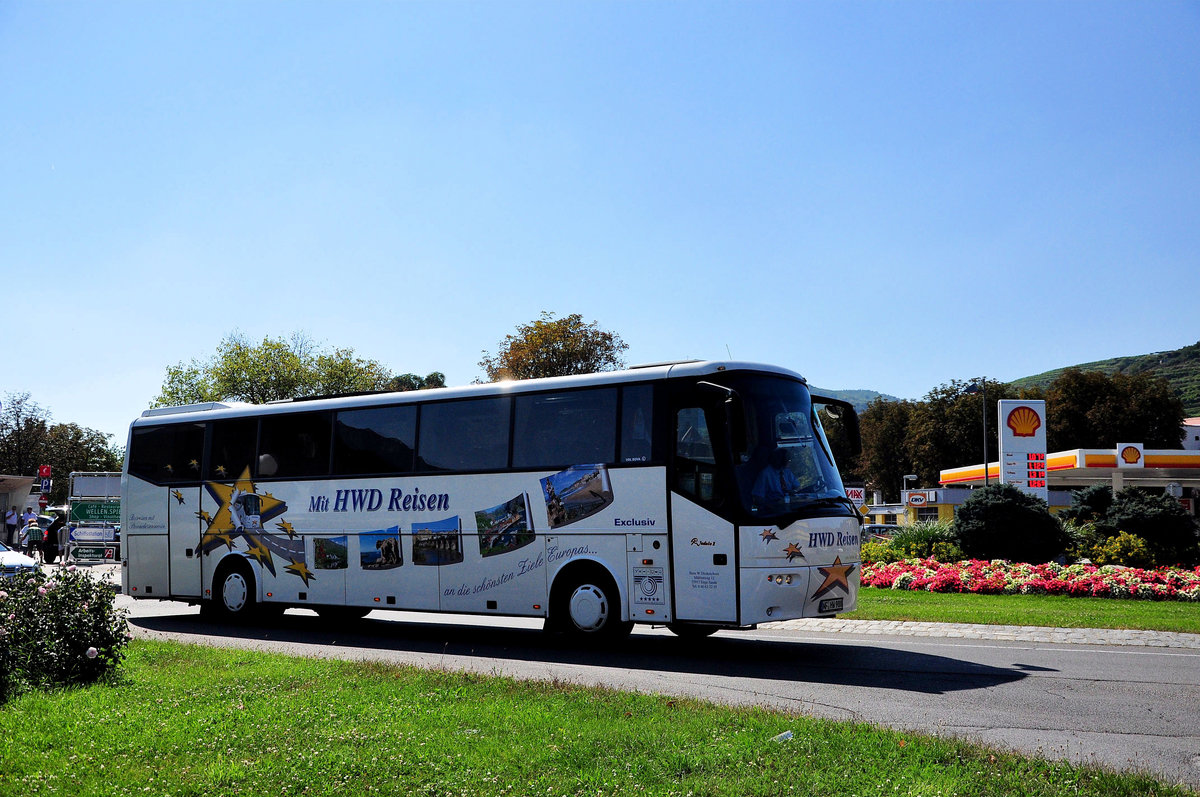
left=863, top=400, right=1200, bottom=526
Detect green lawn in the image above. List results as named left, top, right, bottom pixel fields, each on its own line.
left=846, top=587, right=1200, bottom=633
left=0, top=641, right=1193, bottom=797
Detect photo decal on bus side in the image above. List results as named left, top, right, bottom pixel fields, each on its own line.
left=314, top=536, right=349, bottom=570
left=541, top=464, right=614, bottom=529
left=475, top=493, right=534, bottom=558
left=412, top=516, right=464, bottom=566
left=360, top=527, right=403, bottom=569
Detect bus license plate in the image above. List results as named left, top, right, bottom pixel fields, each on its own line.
left=818, top=598, right=843, bottom=613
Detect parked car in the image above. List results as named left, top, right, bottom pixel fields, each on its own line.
left=0, top=539, right=39, bottom=579
left=863, top=523, right=901, bottom=541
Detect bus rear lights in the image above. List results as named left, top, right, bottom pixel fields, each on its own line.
left=532, top=604, right=541, bottom=610
left=645, top=609, right=656, bottom=615
left=373, top=597, right=381, bottom=602
left=641, top=558, right=654, bottom=565
left=767, top=574, right=794, bottom=585
left=266, top=592, right=273, bottom=598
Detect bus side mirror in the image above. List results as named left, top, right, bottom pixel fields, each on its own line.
left=811, top=394, right=861, bottom=458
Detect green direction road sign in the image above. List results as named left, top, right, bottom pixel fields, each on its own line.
left=70, top=501, right=121, bottom=523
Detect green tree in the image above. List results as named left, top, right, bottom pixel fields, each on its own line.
left=153, top=332, right=436, bottom=407
left=904, top=378, right=1033, bottom=487
left=386, top=372, right=447, bottom=392
left=479, top=312, right=628, bottom=382
left=0, top=393, right=122, bottom=503
left=856, top=397, right=917, bottom=501
left=0, top=393, right=49, bottom=478
left=1045, top=368, right=1185, bottom=450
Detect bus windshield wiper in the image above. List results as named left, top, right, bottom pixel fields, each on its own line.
left=791, top=495, right=857, bottom=513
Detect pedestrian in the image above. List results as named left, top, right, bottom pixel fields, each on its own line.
left=21, top=506, right=37, bottom=530
left=25, top=519, right=44, bottom=561
left=42, top=513, right=65, bottom=564
left=4, top=506, right=17, bottom=546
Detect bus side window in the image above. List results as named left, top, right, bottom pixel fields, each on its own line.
left=512, top=388, right=616, bottom=469
left=417, top=397, right=511, bottom=472
left=128, top=423, right=205, bottom=484
left=259, top=412, right=332, bottom=479
left=620, top=384, right=654, bottom=463
left=333, top=405, right=417, bottom=476
left=207, top=418, right=258, bottom=480
left=675, top=407, right=717, bottom=502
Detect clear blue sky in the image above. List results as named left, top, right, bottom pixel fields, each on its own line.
left=3, top=1, right=1197, bottom=445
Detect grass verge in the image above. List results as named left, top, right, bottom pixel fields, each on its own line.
left=846, top=587, right=1200, bottom=633
left=0, top=640, right=1193, bottom=797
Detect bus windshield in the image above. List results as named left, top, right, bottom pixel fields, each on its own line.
left=729, top=375, right=848, bottom=519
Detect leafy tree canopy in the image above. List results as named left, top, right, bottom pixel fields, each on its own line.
left=153, top=331, right=443, bottom=407
left=0, top=392, right=122, bottom=503
left=479, top=312, right=629, bottom=382
left=1045, top=368, right=1184, bottom=450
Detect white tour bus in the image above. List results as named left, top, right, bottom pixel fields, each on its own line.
left=121, top=361, right=862, bottom=638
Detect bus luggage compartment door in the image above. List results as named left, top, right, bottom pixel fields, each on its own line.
left=669, top=494, right=737, bottom=622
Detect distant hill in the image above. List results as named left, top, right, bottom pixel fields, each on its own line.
left=1011, top=340, right=1200, bottom=417
left=811, top=388, right=902, bottom=414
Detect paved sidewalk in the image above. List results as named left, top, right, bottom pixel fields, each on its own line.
left=768, top=617, right=1200, bottom=648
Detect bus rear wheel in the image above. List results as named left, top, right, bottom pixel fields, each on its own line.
left=551, top=568, right=632, bottom=638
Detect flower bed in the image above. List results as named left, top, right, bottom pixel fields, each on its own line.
left=861, top=559, right=1200, bottom=601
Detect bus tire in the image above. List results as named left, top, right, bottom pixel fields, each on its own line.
left=667, top=622, right=719, bottom=639
left=206, top=557, right=258, bottom=622
left=550, top=565, right=632, bottom=638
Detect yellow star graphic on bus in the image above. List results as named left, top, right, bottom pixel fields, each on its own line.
left=201, top=529, right=237, bottom=551
left=285, top=558, right=315, bottom=586
left=195, top=509, right=212, bottom=524
left=189, top=459, right=200, bottom=471
left=760, top=528, right=779, bottom=544
left=276, top=519, right=296, bottom=538
left=172, top=489, right=185, bottom=505
left=245, top=534, right=276, bottom=576
left=783, top=543, right=804, bottom=562
left=812, top=557, right=855, bottom=599
left=215, top=465, right=227, bottom=477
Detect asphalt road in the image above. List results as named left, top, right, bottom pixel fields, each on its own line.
left=116, top=593, right=1200, bottom=790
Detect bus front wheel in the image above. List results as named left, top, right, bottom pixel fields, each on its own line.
left=204, top=559, right=258, bottom=622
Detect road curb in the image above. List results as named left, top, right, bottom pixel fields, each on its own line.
left=765, top=617, right=1200, bottom=648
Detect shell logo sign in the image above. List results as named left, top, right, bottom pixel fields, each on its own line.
left=1116, top=442, right=1145, bottom=469
left=1006, top=406, right=1042, bottom=438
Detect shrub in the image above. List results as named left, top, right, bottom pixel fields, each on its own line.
left=1089, top=532, right=1157, bottom=569
left=1105, top=489, right=1199, bottom=567
left=860, top=540, right=898, bottom=565
left=953, top=483, right=1068, bottom=563
left=0, top=566, right=130, bottom=703
left=1062, top=519, right=1108, bottom=562
left=890, top=521, right=963, bottom=562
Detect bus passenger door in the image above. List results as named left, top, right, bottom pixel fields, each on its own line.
left=670, top=495, right=737, bottom=622
left=670, top=404, right=738, bottom=623
left=167, top=486, right=202, bottom=597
